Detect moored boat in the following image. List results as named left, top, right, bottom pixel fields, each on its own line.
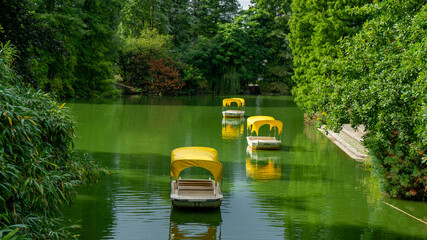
left=246, top=116, right=283, bottom=150
left=170, top=147, right=223, bottom=208
left=222, top=98, right=245, bottom=118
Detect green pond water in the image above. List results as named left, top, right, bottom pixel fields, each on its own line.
left=62, top=95, right=427, bottom=239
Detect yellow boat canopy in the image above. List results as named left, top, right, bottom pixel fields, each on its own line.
left=247, top=116, right=275, bottom=130
left=250, top=120, right=283, bottom=136
left=171, top=147, right=223, bottom=183
left=222, top=98, right=245, bottom=107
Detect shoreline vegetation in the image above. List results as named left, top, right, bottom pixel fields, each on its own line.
left=290, top=0, right=426, bottom=200
left=0, top=44, right=105, bottom=239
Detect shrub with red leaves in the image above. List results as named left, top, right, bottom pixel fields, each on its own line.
left=149, top=58, right=184, bottom=95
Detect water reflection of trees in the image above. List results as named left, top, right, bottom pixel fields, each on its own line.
left=244, top=127, right=427, bottom=240
left=62, top=152, right=171, bottom=239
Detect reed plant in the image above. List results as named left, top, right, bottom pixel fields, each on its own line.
left=0, top=42, right=103, bottom=238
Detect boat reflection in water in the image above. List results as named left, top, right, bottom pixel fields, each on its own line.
left=222, top=98, right=245, bottom=118
left=246, top=147, right=281, bottom=181
left=169, top=208, right=222, bottom=240
left=221, top=117, right=245, bottom=140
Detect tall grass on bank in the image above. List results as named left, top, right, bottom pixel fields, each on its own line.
left=0, top=42, right=104, bottom=239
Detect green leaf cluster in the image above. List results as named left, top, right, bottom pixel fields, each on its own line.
left=252, top=0, right=294, bottom=88
left=324, top=0, right=426, bottom=199
left=290, top=0, right=427, bottom=199
left=0, top=44, right=103, bottom=238
left=0, top=0, right=122, bottom=98
left=289, top=0, right=371, bottom=110
left=181, top=8, right=272, bottom=93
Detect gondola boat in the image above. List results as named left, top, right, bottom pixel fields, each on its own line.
left=222, top=98, right=245, bottom=118
left=246, top=116, right=283, bottom=150
left=170, top=147, right=223, bottom=208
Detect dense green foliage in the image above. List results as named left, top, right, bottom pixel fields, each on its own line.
left=181, top=5, right=292, bottom=94
left=0, top=0, right=122, bottom=98
left=0, top=44, right=103, bottom=239
left=118, top=0, right=244, bottom=94
left=0, top=0, right=296, bottom=96
left=119, top=29, right=172, bottom=90
left=116, top=0, right=295, bottom=94
left=212, top=10, right=272, bottom=93
left=289, top=0, right=372, bottom=110
left=290, top=0, right=427, bottom=199
left=253, top=0, right=294, bottom=92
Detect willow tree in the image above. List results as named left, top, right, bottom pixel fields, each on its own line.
left=191, top=0, right=241, bottom=38
left=0, top=0, right=122, bottom=98
left=211, top=9, right=271, bottom=93
left=119, top=0, right=172, bottom=37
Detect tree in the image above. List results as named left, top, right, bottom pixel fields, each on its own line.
left=289, top=0, right=371, bottom=110
left=149, top=57, right=184, bottom=95
left=317, top=0, right=427, bottom=199
left=73, top=0, right=122, bottom=97
left=191, top=0, right=241, bottom=38
left=252, top=0, right=294, bottom=88
left=180, top=7, right=270, bottom=93
left=0, top=0, right=123, bottom=98
left=119, top=29, right=173, bottom=88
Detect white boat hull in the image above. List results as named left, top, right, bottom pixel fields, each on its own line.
left=171, top=180, right=223, bottom=208
left=222, top=110, right=244, bottom=118
left=247, top=136, right=281, bottom=150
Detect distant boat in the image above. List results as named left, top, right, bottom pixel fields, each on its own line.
left=222, top=98, right=245, bottom=118
left=170, top=147, right=223, bottom=208
left=247, top=116, right=283, bottom=150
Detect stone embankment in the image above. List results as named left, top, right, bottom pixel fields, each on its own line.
left=318, top=124, right=368, bottom=162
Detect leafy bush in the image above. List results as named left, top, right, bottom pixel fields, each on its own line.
left=259, top=81, right=291, bottom=95
left=0, top=43, right=103, bottom=238
left=149, top=58, right=184, bottom=95
left=0, top=0, right=121, bottom=98
left=175, top=60, right=207, bottom=95
left=121, top=29, right=173, bottom=60
left=119, top=29, right=208, bottom=95
left=123, top=53, right=151, bottom=89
